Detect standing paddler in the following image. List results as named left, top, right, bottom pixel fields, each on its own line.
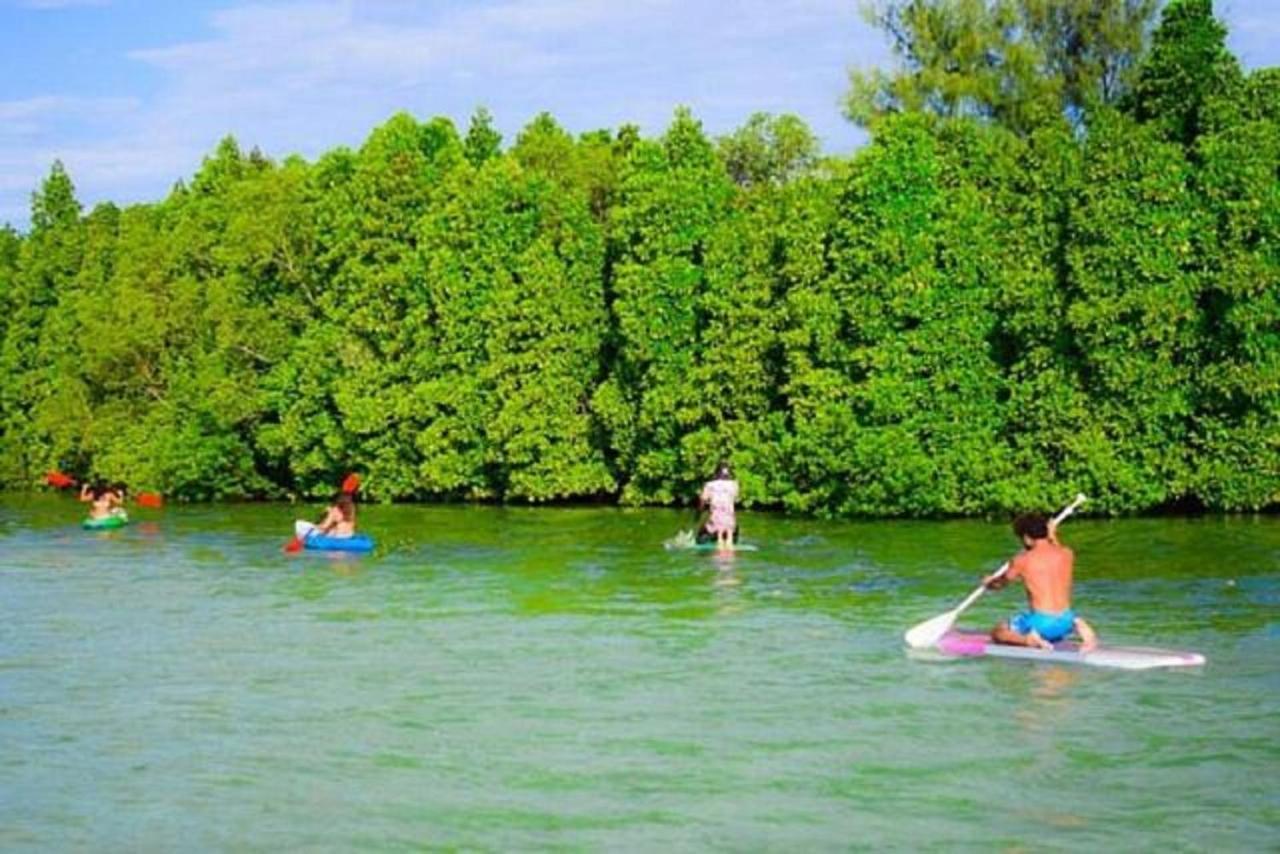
left=696, top=460, right=740, bottom=549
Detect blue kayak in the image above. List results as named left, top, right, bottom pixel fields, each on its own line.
left=295, top=520, right=374, bottom=553
left=304, top=533, right=374, bottom=553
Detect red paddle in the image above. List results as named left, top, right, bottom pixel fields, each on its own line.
left=49, top=469, right=164, bottom=509
left=285, top=473, right=360, bottom=553
left=45, top=471, right=76, bottom=489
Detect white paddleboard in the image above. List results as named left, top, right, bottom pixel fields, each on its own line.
left=931, top=630, right=1205, bottom=671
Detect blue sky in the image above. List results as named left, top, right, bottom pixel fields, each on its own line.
left=2, top=0, right=1278, bottom=228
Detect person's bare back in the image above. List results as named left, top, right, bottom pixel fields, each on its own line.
left=1011, top=539, right=1074, bottom=614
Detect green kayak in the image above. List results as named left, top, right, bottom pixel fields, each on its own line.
left=83, top=512, right=129, bottom=530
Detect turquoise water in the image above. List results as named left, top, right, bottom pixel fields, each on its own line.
left=1, top=496, right=1276, bottom=850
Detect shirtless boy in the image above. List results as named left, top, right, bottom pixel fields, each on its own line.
left=983, top=513, right=1099, bottom=652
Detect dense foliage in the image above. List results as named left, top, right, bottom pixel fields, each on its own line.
left=0, top=0, right=1274, bottom=514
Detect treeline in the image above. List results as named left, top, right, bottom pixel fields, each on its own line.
left=0, top=0, right=1275, bottom=514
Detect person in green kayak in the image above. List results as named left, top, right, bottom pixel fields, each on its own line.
left=983, top=512, right=1099, bottom=652
left=696, top=460, right=740, bottom=549
left=79, top=482, right=124, bottom=520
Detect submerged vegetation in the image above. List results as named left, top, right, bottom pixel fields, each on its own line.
left=0, top=0, right=1274, bottom=514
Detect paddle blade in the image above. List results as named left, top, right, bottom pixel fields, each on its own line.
left=45, top=471, right=76, bottom=489
left=664, top=529, right=697, bottom=550
left=284, top=537, right=304, bottom=554
left=137, top=492, right=163, bottom=508
left=341, top=473, right=361, bottom=494
left=903, top=609, right=959, bottom=650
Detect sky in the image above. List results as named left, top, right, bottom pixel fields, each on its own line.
left=2, top=0, right=1279, bottom=229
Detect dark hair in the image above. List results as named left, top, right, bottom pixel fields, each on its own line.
left=712, top=459, right=733, bottom=481
left=332, top=493, right=355, bottom=520
left=1013, top=513, right=1049, bottom=541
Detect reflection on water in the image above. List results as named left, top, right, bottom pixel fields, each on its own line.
left=1030, top=665, right=1081, bottom=701
left=0, top=495, right=1275, bottom=850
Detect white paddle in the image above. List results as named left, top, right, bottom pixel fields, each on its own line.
left=903, top=493, right=1088, bottom=649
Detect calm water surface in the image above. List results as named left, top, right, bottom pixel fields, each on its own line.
left=1, top=496, right=1276, bottom=850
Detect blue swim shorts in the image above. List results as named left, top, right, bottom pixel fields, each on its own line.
left=1009, top=609, right=1077, bottom=643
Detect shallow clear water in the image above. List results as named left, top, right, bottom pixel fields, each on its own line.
left=1, top=495, right=1276, bottom=850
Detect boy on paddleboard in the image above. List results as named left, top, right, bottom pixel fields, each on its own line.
left=983, top=513, right=1098, bottom=652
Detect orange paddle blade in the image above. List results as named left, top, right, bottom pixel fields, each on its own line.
left=341, top=473, right=361, bottom=494
left=137, top=492, right=164, bottom=508
left=284, top=537, right=304, bottom=554
left=45, top=471, right=76, bottom=488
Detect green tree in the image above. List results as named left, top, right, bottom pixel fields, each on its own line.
left=416, top=156, right=614, bottom=499
left=0, top=224, right=19, bottom=361
left=464, top=106, right=503, bottom=167
left=988, top=121, right=1091, bottom=510
left=718, top=113, right=820, bottom=187
left=1185, top=74, right=1280, bottom=509
left=595, top=108, right=736, bottom=503
left=274, top=114, right=466, bottom=498
left=1060, top=110, right=1202, bottom=511
left=0, top=162, right=84, bottom=482
left=846, top=0, right=1158, bottom=134
left=1126, top=0, right=1243, bottom=149
left=782, top=116, right=1014, bottom=515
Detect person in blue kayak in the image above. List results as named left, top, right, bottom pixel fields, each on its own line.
left=287, top=475, right=364, bottom=553
left=982, top=512, right=1099, bottom=651
left=696, top=460, right=740, bottom=549
left=314, top=493, right=357, bottom=538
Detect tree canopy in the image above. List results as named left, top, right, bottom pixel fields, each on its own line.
left=0, top=0, right=1274, bottom=515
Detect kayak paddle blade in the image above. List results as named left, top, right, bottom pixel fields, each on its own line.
left=46, top=471, right=76, bottom=489
left=284, top=537, right=304, bottom=554
left=137, top=492, right=163, bottom=508
left=341, top=473, right=361, bottom=494
left=904, top=609, right=958, bottom=649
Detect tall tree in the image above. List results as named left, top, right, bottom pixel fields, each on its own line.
left=1062, top=110, right=1202, bottom=511
left=277, top=113, right=465, bottom=497
left=783, top=115, right=1014, bottom=515
left=595, top=108, right=736, bottom=503
left=1126, top=0, right=1242, bottom=149
left=0, top=162, right=84, bottom=482
left=416, top=156, right=614, bottom=500
left=717, top=113, right=820, bottom=188
left=464, top=106, right=503, bottom=167
left=846, top=0, right=1158, bottom=134
left=1185, top=65, right=1280, bottom=509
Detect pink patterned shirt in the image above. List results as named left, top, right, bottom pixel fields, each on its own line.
left=700, top=479, right=739, bottom=533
